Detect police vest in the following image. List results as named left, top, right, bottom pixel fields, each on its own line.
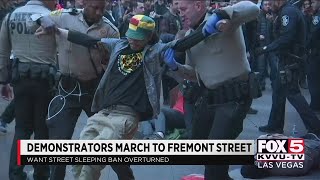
left=7, top=0, right=56, bottom=65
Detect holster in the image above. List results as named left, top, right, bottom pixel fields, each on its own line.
left=279, top=63, right=299, bottom=85
left=8, top=58, right=18, bottom=84
left=202, top=73, right=262, bottom=105
left=181, top=80, right=202, bottom=104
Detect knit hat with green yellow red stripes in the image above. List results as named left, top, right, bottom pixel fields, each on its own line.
left=126, top=15, right=156, bottom=40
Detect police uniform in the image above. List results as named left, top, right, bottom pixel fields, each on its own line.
left=175, top=2, right=260, bottom=179
left=0, top=0, right=57, bottom=179
left=257, top=2, right=320, bottom=135
left=31, top=8, right=131, bottom=180
left=306, top=10, right=320, bottom=112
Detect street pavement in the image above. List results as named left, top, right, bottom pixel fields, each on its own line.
left=0, top=80, right=319, bottom=180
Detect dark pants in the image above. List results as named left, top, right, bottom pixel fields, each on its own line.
left=307, top=54, right=320, bottom=111
left=267, top=60, right=320, bottom=133
left=192, top=97, right=252, bottom=179
left=9, top=79, right=51, bottom=180
left=256, top=54, right=268, bottom=89
left=152, top=103, right=193, bottom=138
left=162, top=75, right=178, bottom=105
left=299, top=55, right=307, bottom=84
left=184, top=103, right=194, bottom=139
left=154, top=106, right=185, bottom=133
left=1, top=99, right=15, bottom=123
left=47, top=77, right=133, bottom=180
left=268, top=53, right=278, bottom=86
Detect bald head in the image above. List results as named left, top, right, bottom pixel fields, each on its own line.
left=178, top=0, right=207, bottom=29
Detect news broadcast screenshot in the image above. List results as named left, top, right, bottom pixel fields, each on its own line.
left=1, top=0, right=320, bottom=180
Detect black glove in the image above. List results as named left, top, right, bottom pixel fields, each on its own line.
left=39, top=16, right=56, bottom=34
left=254, top=46, right=267, bottom=56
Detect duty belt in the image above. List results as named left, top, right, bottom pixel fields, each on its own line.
left=12, top=60, right=57, bottom=83
left=204, top=81, right=249, bottom=105
left=201, top=73, right=261, bottom=105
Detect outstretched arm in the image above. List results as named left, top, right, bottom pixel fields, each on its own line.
left=36, top=27, right=118, bottom=52
left=172, top=27, right=206, bottom=52
left=66, top=29, right=100, bottom=48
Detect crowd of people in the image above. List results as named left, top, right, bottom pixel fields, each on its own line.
left=0, top=0, right=319, bottom=180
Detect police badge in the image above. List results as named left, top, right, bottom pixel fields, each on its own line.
left=100, top=29, right=107, bottom=36
left=281, top=15, right=289, bottom=26
left=313, top=16, right=319, bottom=25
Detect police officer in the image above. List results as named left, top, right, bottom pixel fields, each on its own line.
left=306, top=0, right=320, bottom=112
left=0, top=0, right=26, bottom=134
left=0, top=0, right=57, bottom=179
left=164, top=1, right=260, bottom=179
left=256, top=0, right=320, bottom=136
left=31, top=1, right=132, bottom=180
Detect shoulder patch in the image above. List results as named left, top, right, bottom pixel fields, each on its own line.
left=50, top=9, right=63, bottom=16
left=50, top=8, right=80, bottom=16
left=312, top=16, right=319, bottom=25
left=281, top=15, right=289, bottom=26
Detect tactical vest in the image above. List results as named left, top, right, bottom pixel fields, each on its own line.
left=8, top=0, right=56, bottom=65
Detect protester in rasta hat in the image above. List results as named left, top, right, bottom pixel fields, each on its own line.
left=42, top=14, right=174, bottom=180
left=124, top=14, right=157, bottom=50
left=126, top=15, right=155, bottom=40
left=66, top=15, right=160, bottom=180
left=35, top=12, right=224, bottom=179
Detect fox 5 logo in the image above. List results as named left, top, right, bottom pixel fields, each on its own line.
left=257, top=139, right=304, bottom=154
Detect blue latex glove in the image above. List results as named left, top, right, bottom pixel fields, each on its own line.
left=164, top=48, right=178, bottom=71
left=202, top=13, right=221, bottom=37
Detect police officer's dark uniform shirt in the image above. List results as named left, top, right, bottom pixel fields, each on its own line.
left=265, top=3, right=306, bottom=53
left=103, top=47, right=153, bottom=119
left=307, top=11, right=320, bottom=51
